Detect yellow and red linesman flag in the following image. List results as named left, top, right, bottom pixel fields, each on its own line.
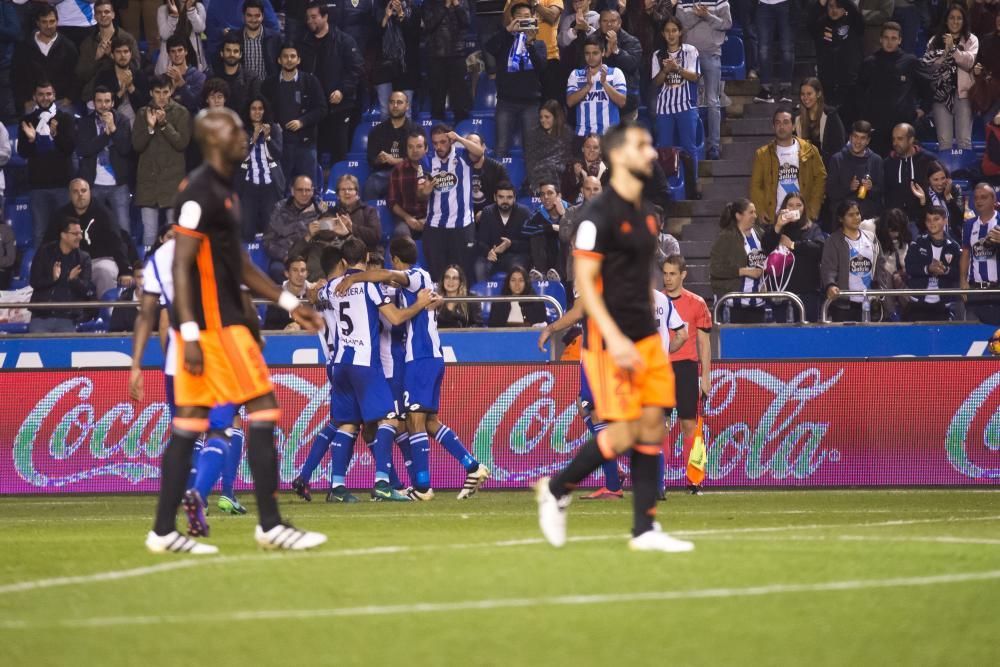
left=686, top=417, right=707, bottom=486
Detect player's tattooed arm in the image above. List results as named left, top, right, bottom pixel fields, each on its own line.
left=333, top=268, right=410, bottom=295
left=379, top=288, right=439, bottom=325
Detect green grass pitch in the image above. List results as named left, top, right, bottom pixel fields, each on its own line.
left=2, top=489, right=999, bottom=666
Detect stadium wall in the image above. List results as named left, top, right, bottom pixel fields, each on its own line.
left=1, top=360, right=998, bottom=493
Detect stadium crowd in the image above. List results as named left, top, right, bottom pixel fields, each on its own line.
left=0, top=0, right=998, bottom=332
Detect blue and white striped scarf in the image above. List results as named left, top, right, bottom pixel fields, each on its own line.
left=507, top=32, right=534, bottom=73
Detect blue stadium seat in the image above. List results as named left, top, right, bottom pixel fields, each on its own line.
left=517, top=195, right=541, bottom=211
left=327, top=160, right=370, bottom=199
left=351, top=118, right=382, bottom=154
left=0, top=322, right=28, bottom=334
left=972, top=115, right=986, bottom=150
left=455, top=117, right=497, bottom=149
left=473, top=74, right=497, bottom=113
left=98, top=287, right=122, bottom=323
left=501, top=156, right=526, bottom=192
left=471, top=278, right=504, bottom=321
left=721, top=34, right=747, bottom=81
left=367, top=199, right=395, bottom=242
left=246, top=241, right=268, bottom=273
left=6, top=196, right=32, bottom=248
left=668, top=171, right=685, bottom=202
left=10, top=247, right=34, bottom=289
left=937, top=148, right=978, bottom=176
left=534, top=279, right=567, bottom=322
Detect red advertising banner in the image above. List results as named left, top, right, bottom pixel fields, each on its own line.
left=1, top=361, right=998, bottom=494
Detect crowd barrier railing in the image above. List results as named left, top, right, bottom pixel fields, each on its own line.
left=713, top=291, right=807, bottom=324
left=820, top=288, right=1000, bottom=323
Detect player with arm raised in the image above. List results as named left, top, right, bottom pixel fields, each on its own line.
left=535, top=121, right=694, bottom=553
left=335, top=236, right=491, bottom=500
left=146, top=107, right=326, bottom=554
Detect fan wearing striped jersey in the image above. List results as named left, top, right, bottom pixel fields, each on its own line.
left=320, top=237, right=439, bottom=502
left=335, top=236, right=491, bottom=500
left=566, top=35, right=627, bottom=144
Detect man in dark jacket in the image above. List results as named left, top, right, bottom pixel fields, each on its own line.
left=77, top=86, right=133, bottom=235
left=569, top=9, right=643, bottom=119
left=215, top=32, right=261, bottom=116
left=485, top=5, right=548, bottom=158
left=424, top=0, right=473, bottom=122
left=299, top=1, right=363, bottom=164
left=88, top=38, right=150, bottom=126
left=883, top=123, right=936, bottom=227
left=466, top=133, right=511, bottom=219
left=12, top=5, right=79, bottom=112
left=75, top=0, right=140, bottom=89
left=808, top=0, right=864, bottom=122
left=364, top=91, right=417, bottom=199
left=261, top=43, right=327, bottom=185
left=206, top=0, right=282, bottom=65
left=29, top=217, right=95, bottom=333
left=475, top=181, right=532, bottom=281
left=904, top=205, right=962, bottom=321
left=826, top=120, right=885, bottom=228
left=856, top=22, right=926, bottom=157
left=44, top=178, right=131, bottom=297
left=18, top=82, right=77, bottom=248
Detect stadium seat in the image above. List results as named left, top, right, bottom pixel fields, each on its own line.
left=455, top=117, right=497, bottom=149
left=472, top=74, right=497, bottom=114
left=534, top=279, right=567, bottom=322
left=351, top=118, right=382, bottom=155
left=98, top=287, right=122, bottom=324
left=6, top=196, right=32, bottom=248
left=694, top=116, right=705, bottom=160
left=517, top=195, right=541, bottom=211
left=501, top=156, right=526, bottom=192
left=936, top=148, right=978, bottom=177
left=367, top=199, right=395, bottom=242
left=246, top=241, right=268, bottom=273
left=471, top=278, right=504, bottom=321
left=721, top=34, right=747, bottom=81
left=668, top=171, right=685, bottom=202
left=972, top=115, right=986, bottom=151
left=10, top=247, right=34, bottom=289
left=0, top=322, right=28, bottom=334
left=327, top=160, right=370, bottom=198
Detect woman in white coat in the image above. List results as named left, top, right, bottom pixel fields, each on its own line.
left=155, top=0, right=208, bottom=75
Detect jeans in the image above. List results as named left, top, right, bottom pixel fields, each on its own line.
left=755, top=1, right=794, bottom=88
left=239, top=181, right=282, bottom=242
left=28, top=317, right=76, bottom=334
left=699, top=53, right=722, bottom=153
left=281, top=142, right=318, bottom=191
left=933, top=98, right=973, bottom=150
left=140, top=207, right=173, bottom=247
left=363, top=170, right=391, bottom=201
left=656, top=108, right=700, bottom=178
left=428, top=56, right=472, bottom=122
left=731, top=0, right=758, bottom=72
left=422, top=224, right=476, bottom=284
left=92, top=184, right=132, bottom=234
left=375, top=85, right=413, bottom=120
left=91, top=257, right=120, bottom=298
left=892, top=6, right=922, bottom=56
left=495, top=99, right=538, bottom=157
left=29, top=187, right=69, bottom=247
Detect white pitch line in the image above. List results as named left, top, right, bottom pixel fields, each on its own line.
left=3, top=569, right=999, bottom=630
left=3, top=514, right=1000, bottom=597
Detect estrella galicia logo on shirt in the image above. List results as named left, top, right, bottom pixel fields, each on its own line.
left=747, top=249, right=767, bottom=269
left=777, top=162, right=799, bottom=184
left=849, top=255, right=873, bottom=275
left=972, top=239, right=996, bottom=260
left=433, top=171, right=458, bottom=192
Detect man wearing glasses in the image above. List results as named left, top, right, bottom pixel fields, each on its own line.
left=29, top=218, right=96, bottom=333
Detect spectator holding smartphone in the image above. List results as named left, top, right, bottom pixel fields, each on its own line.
left=762, top=192, right=829, bottom=322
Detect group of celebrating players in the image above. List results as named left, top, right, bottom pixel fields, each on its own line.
left=131, top=105, right=709, bottom=555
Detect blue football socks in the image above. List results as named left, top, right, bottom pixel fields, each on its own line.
left=221, top=427, right=243, bottom=498
left=329, top=428, right=357, bottom=487
left=434, top=424, right=478, bottom=473
left=395, top=431, right=413, bottom=486
left=409, top=432, right=431, bottom=491
left=193, top=434, right=227, bottom=502
left=372, top=424, right=397, bottom=483
left=300, top=422, right=337, bottom=483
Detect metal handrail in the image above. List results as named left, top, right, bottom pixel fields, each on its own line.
left=713, top=291, right=807, bottom=324
left=440, top=295, right=564, bottom=362
left=820, top=288, right=1000, bottom=323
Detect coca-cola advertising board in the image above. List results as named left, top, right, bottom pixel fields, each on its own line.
left=1, top=361, right=998, bottom=494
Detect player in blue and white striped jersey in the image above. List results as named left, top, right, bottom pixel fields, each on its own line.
left=335, top=236, right=491, bottom=500
left=321, top=238, right=438, bottom=502
left=566, top=35, right=627, bottom=138
left=128, top=230, right=249, bottom=532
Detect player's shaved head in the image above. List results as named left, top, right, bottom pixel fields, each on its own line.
left=194, top=107, right=248, bottom=169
